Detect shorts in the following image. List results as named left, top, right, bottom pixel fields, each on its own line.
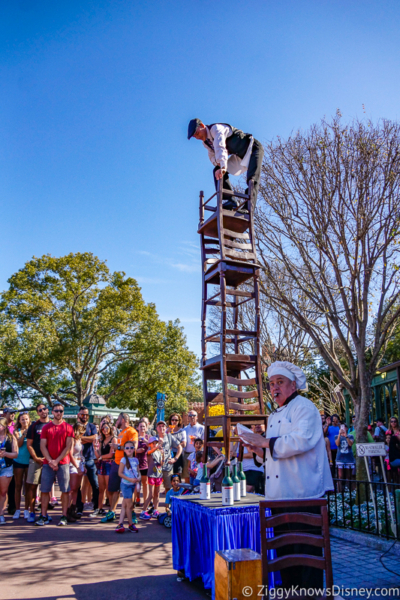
left=41, top=463, right=70, bottom=493
left=27, top=459, right=42, bottom=485
left=163, top=470, right=174, bottom=490
left=120, top=483, right=135, bottom=499
left=140, top=468, right=148, bottom=477
left=0, top=465, right=13, bottom=478
left=107, top=461, right=121, bottom=493
left=70, top=462, right=84, bottom=475
left=182, top=452, right=192, bottom=478
left=148, top=476, right=162, bottom=486
left=97, top=461, right=112, bottom=476
left=336, top=462, right=355, bottom=470
left=13, top=461, right=29, bottom=469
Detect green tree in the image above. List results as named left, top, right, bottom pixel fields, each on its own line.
left=0, top=253, right=197, bottom=409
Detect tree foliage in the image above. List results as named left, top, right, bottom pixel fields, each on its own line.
left=0, top=253, right=197, bottom=411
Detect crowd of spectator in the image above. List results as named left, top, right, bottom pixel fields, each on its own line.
left=320, top=410, right=400, bottom=487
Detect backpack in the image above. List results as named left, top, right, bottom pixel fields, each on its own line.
left=376, top=426, right=386, bottom=443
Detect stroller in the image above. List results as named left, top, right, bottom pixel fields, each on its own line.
left=158, top=482, right=200, bottom=528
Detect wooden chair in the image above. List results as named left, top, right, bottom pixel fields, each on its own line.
left=259, top=499, right=333, bottom=599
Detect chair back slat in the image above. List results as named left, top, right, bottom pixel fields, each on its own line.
left=265, top=512, right=322, bottom=528
left=259, top=499, right=333, bottom=600
left=264, top=532, right=325, bottom=550
left=268, top=554, right=326, bottom=572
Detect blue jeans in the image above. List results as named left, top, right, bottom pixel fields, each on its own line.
left=77, top=459, right=99, bottom=511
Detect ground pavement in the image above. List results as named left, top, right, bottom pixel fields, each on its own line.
left=1, top=505, right=400, bottom=599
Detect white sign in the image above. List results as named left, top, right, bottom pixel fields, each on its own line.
left=356, top=443, right=386, bottom=457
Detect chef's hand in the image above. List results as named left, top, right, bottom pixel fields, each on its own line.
left=239, top=430, right=269, bottom=448
left=215, top=168, right=226, bottom=180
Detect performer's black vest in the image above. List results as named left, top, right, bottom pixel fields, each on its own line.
left=207, top=123, right=251, bottom=159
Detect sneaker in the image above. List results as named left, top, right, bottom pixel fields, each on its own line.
left=44, top=515, right=52, bottom=523
left=12, top=509, right=21, bottom=520
left=24, top=510, right=30, bottom=519
left=48, top=503, right=55, bottom=510
left=50, top=496, right=58, bottom=505
left=58, top=516, right=68, bottom=526
left=89, top=508, right=100, bottom=518
left=128, top=524, right=139, bottom=533
left=139, top=511, right=151, bottom=520
left=76, top=511, right=83, bottom=518
left=84, top=502, right=94, bottom=510
left=98, top=508, right=106, bottom=516
left=35, top=496, right=40, bottom=503
left=100, top=510, right=115, bottom=523
left=35, top=515, right=47, bottom=526
left=131, top=512, right=138, bottom=524
left=115, top=523, right=125, bottom=533
left=152, top=510, right=160, bottom=519
left=148, top=506, right=154, bottom=515
left=0, top=515, right=5, bottom=524
left=27, top=512, right=36, bottom=523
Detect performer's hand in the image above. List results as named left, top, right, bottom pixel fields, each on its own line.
left=215, top=168, right=226, bottom=180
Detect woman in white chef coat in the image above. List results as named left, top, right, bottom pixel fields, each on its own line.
left=239, top=361, right=334, bottom=591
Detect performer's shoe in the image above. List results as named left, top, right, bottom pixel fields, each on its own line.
left=222, top=200, right=238, bottom=211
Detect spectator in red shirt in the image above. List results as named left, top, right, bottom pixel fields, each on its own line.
left=36, top=403, right=74, bottom=527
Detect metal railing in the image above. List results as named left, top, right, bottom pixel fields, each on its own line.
left=327, top=477, right=400, bottom=540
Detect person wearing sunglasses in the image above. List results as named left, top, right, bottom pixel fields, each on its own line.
left=25, top=403, right=50, bottom=523
left=167, top=414, right=186, bottom=478
left=13, top=412, right=32, bottom=520
left=36, top=403, right=75, bottom=526
left=182, top=411, right=204, bottom=483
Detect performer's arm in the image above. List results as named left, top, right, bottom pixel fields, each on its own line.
left=210, top=124, right=231, bottom=171
left=272, top=403, right=322, bottom=459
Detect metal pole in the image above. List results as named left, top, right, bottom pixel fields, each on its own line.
left=380, top=455, right=396, bottom=536
left=365, top=455, right=379, bottom=533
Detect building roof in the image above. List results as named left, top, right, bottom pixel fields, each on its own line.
left=83, top=393, right=106, bottom=406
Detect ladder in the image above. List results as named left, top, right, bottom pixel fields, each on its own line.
left=198, top=180, right=268, bottom=464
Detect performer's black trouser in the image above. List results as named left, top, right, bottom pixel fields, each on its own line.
left=7, top=475, right=16, bottom=512
left=213, top=138, right=264, bottom=210
left=271, top=504, right=323, bottom=592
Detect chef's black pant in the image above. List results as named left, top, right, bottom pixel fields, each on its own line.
left=212, top=138, right=264, bottom=210
left=271, top=504, right=323, bottom=593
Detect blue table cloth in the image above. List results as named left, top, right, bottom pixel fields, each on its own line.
left=172, top=493, right=280, bottom=598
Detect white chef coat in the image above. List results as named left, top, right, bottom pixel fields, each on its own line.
left=262, top=394, right=334, bottom=501
left=203, top=124, right=254, bottom=176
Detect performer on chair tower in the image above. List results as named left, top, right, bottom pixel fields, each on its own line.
left=187, top=119, right=264, bottom=212
left=239, top=361, right=334, bottom=592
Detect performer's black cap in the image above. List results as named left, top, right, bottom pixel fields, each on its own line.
left=188, top=118, right=201, bottom=140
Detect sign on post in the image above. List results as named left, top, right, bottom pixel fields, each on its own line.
left=356, top=443, right=386, bottom=457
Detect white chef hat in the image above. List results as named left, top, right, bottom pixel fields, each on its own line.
left=267, top=361, right=307, bottom=391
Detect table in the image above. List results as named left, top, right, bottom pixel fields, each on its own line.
left=171, top=493, right=280, bottom=598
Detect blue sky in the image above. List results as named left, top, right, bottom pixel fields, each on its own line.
left=1, top=0, right=400, bottom=357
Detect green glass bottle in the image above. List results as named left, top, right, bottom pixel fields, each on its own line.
left=232, top=464, right=241, bottom=501
left=221, top=466, right=234, bottom=505
left=238, top=461, right=247, bottom=497
left=200, top=466, right=211, bottom=500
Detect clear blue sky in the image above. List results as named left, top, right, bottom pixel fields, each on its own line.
left=1, top=0, right=400, bottom=357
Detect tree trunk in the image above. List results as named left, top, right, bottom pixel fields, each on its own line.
left=355, top=367, right=372, bottom=503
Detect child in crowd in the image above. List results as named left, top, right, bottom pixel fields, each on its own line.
left=188, top=438, right=203, bottom=485
left=140, top=437, right=164, bottom=520
left=116, top=441, right=140, bottom=533
left=165, top=474, right=184, bottom=514
left=335, top=422, right=355, bottom=492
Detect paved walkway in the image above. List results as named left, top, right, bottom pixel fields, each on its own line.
left=1, top=507, right=400, bottom=599
left=331, top=536, right=400, bottom=594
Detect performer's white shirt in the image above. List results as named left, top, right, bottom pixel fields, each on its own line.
left=203, top=124, right=232, bottom=171
left=260, top=394, right=334, bottom=501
